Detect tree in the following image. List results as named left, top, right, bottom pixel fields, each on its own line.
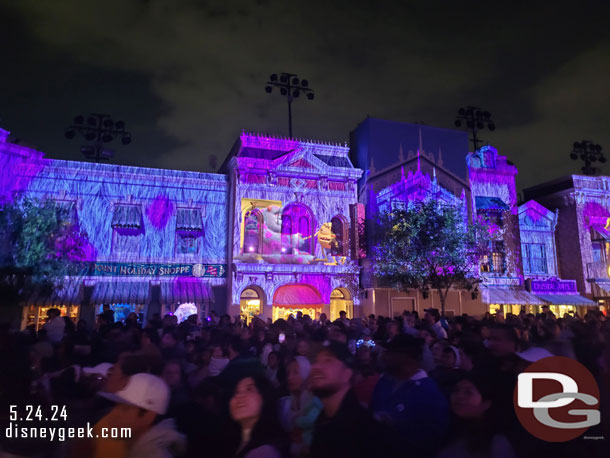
left=374, top=200, right=490, bottom=316
left=0, top=197, right=91, bottom=307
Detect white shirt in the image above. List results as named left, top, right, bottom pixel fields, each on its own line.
left=44, top=316, right=65, bottom=343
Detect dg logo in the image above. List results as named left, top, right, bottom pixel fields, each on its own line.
left=513, top=356, right=601, bottom=442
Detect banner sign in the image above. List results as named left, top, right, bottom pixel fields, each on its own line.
left=87, top=262, right=226, bottom=278
left=530, top=278, right=577, bottom=294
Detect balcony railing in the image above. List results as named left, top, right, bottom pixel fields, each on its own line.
left=586, top=261, right=610, bottom=281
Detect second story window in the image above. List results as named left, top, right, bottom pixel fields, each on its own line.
left=175, top=208, right=203, bottom=255
left=112, top=204, right=143, bottom=255
left=481, top=241, right=506, bottom=274
left=522, top=243, right=547, bottom=274
left=54, top=200, right=78, bottom=226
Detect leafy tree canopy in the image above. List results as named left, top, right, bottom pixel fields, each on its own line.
left=0, top=197, right=91, bottom=305
left=374, top=200, right=490, bottom=315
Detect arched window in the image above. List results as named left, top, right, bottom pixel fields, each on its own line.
left=243, top=209, right=263, bottom=253
left=281, top=215, right=292, bottom=254
left=331, top=215, right=348, bottom=256
left=281, top=204, right=314, bottom=255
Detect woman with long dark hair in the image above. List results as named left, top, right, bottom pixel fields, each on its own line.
left=229, top=374, right=288, bottom=458
left=437, top=371, right=516, bottom=458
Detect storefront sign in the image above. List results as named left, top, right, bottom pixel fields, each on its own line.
left=530, top=278, right=577, bottom=294
left=484, top=277, right=521, bottom=287
left=87, top=262, right=226, bottom=278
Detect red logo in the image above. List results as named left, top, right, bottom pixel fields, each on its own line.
left=513, top=356, right=600, bottom=442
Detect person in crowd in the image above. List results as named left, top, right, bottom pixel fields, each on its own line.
left=429, top=345, right=463, bottom=396
left=102, top=304, right=115, bottom=324
left=279, top=356, right=322, bottom=456
left=162, top=359, right=190, bottom=416
left=309, top=340, right=397, bottom=458
left=437, top=371, right=516, bottom=458
left=424, top=308, right=448, bottom=339
left=265, top=350, right=282, bottom=389
left=44, top=308, right=66, bottom=343
left=228, top=374, right=288, bottom=457
left=97, top=373, right=185, bottom=458
left=371, top=334, right=449, bottom=457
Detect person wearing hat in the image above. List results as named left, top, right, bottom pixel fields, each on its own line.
left=370, top=334, right=449, bottom=458
left=93, top=373, right=185, bottom=458
left=309, top=341, right=397, bottom=458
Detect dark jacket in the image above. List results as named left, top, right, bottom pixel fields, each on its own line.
left=370, top=372, right=449, bottom=457
left=310, top=389, right=398, bottom=458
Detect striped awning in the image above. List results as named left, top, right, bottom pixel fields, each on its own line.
left=176, top=208, right=204, bottom=233
left=160, top=279, right=211, bottom=304
left=535, top=294, right=597, bottom=306
left=482, top=287, right=546, bottom=305
left=28, top=279, right=83, bottom=307
left=112, top=204, right=142, bottom=229
left=91, top=281, right=150, bottom=304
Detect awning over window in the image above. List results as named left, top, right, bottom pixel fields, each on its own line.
left=482, top=287, right=546, bottom=305
left=176, top=208, right=204, bottom=233
left=475, top=196, right=510, bottom=211
left=160, top=279, right=211, bottom=304
left=28, top=279, right=83, bottom=306
left=535, top=294, right=597, bottom=306
left=91, top=281, right=150, bottom=304
left=273, top=284, right=323, bottom=308
left=591, top=224, right=610, bottom=240
left=112, top=205, right=142, bottom=229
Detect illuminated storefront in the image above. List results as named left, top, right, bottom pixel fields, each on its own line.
left=224, top=133, right=363, bottom=320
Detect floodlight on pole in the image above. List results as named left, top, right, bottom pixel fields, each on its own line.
left=265, top=72, right=315, bottom=138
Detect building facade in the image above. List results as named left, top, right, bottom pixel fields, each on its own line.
left=524, top=175, right=610, bottom=313
left=222, top=133, right=364, bottom=322
left=467, top=145, right=545, bottom=314
left=0, top=129, right=228, bottom=329
left=518, top=200, right=596, bottom=316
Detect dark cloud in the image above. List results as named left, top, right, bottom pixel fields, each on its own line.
left=1, top=0, right=609, bottom=189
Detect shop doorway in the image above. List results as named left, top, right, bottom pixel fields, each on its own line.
left=240, top=287, right=263, bottom=324
left=330, top=288, right=354, bottom=321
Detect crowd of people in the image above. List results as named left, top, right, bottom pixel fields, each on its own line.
left=0, top=304, right=608, bottom=458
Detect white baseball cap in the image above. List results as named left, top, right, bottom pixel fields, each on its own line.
left=82, top=363, right=113, bottom=378
left=99, top=373, right=170, bottom=415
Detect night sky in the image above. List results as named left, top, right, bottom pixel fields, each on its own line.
left=1, top=1, right=609, bottom=190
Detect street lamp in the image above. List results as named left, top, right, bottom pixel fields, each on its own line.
left=570, top=140, right=605, bottom=175
left=65, top=113, right=132, bottom=163
left=265, top=72, right=314, bottom=138
left=454, top=106, right=495, bottom=152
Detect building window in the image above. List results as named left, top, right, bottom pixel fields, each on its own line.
left=590, top=229, right=609, bottom=263
left=331, top=215, right=349, bottom=256
left=112, top=204, right=143, bottom=255
left=177, top=235, right=198, bottom=255
left=478, top=209, right=503, bottom=228
left=481, top=241, right=506, bottom=274
left=243, top=209, right=263, bottom=254
left=54, top=200, right=78, bottom=226
left=280, top=204, right=314, bottom=255
left=522, top=243, right=547, bottom=274
left=175, top=208, right=204, bottom=256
